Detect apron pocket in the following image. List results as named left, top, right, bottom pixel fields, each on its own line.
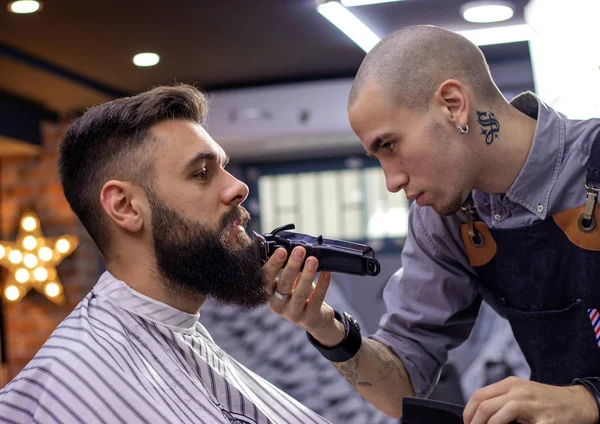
left=500, top=299, right=600, bottom=385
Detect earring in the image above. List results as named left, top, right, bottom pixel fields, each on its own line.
left=457, top=124, right=469, bottom=134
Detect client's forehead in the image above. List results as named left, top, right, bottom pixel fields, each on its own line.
left=150, top=120, right=228, bottom=170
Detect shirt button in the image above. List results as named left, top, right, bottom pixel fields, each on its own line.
left=537, top=204, right=544, bottom=213
left=494, top=214, right=502, bottom=221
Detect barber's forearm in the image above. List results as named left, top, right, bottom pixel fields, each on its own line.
left=332, top=338, right=415, bottom=418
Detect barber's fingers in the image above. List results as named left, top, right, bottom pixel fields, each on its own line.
left=287, top=257, right=319, bottom=321
left=307, top=271, right=332, bottom=312
left=301, top=271, right=334, bottom=329
left=262, top=248, right=288, bottom=293
left=275, top=247, right=306, bottom=296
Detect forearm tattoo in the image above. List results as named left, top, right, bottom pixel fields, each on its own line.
left=335, top=353, right=373, bottom=387
left=365, top=339, right=409, bottom=382
left=334, top=339, right=408, bottom=389
left=476, top=109, right=500, bottom=145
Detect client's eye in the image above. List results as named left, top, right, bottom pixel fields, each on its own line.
left=193, top=167, right=208, bottom=180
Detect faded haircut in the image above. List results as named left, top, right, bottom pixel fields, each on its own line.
left=58, top=84, right=209, bottom=258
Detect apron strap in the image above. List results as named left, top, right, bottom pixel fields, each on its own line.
left=580, top=131, right=600, bottom=231
left=586, top=130, right=600, bottom=189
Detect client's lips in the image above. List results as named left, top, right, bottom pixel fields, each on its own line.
left=231, top=220, right=246, bottom=233
left=224, top=207, right=251, bottom=240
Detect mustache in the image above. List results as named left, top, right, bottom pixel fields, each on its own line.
left=220, top=206, right=251, bottom=230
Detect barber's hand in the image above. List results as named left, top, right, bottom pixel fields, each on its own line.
left=262, top=246, right=344, bottom=346
left=464, top=376, right=599, bottom=424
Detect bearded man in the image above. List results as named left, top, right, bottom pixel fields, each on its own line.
left=0, top=84, right=331, bottom=424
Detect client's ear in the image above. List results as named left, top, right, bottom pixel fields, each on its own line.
left=100, top=180, right=145, bottom=233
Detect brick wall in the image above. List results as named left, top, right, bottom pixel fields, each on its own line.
left=0, top=121, right=101, bottom=386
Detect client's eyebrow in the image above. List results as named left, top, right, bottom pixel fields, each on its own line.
left=184, top=151, right=229, bottom=172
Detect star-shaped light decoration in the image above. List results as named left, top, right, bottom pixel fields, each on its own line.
left=0, top=211, right=78, bottom=304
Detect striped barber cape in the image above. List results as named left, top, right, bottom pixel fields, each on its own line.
left=0, top=271, right=331, bottom=424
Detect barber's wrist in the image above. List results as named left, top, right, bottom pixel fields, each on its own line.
left=307, top=315, right=345, bottom=347
left=571, top=377, right=600, bottom=423
left=307, top=310, right=362, bottom=362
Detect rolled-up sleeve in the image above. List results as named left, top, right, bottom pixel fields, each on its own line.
left=370, top=203, right=481, bottom=397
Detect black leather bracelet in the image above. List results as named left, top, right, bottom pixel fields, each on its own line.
left=571, top=377, right=600, bottom=423
left=306, top=310, right=362, bottom=362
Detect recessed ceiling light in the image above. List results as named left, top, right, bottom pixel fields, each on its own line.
left=8, top=1, right=42, bottom=14
left=461, top=1, right=515, bottom=23
left=317, top=0, right=526, bottom=52
left=132, top=52, right=160, bottom=67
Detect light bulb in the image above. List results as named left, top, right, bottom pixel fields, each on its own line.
left=24, top=254, right=38, bottom=268
left=15, top=268, right=29, bottom=283
left=38, top=247, right=53, bottom=261
left=21, top=216, right=37, bottom=231
left=5, top=286, right=20, bottom=301
left=56, top=239, right=70, bottom=253
left=45, top=282, right=60, bottom=298
left=9, top=250, right=23, bottom=264
left=34, top=267, right=48, bottom=282
left=23, top=236, right=37, bottom=250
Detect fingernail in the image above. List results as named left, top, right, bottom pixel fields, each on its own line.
left=277, top=249, right=286, bottom=259
left=307, top=259, right=316, bottom=270
left=294, top=248, right=303, bottom=258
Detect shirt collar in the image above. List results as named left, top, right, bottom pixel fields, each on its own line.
left=93, top=271, right=200, bottom=334
left=503, top=92, right=565, bottom=219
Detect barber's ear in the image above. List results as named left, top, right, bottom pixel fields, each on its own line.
left=100, top=180, right=145, bottom=233
left=434, top=79, right=470, bottom=127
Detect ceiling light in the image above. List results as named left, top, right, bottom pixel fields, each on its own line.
left=7, top=1, right=41, bottom=14
left=457, top=24, right=533, bottom=46
left=317, top=1, right=380, bottom=52
left=341, top=0, right=402, bottom=6
left=461, top=1, right=515, bottom=23
left=317, top=1, right=529, bottom=52
left=133, top=52, right=160, bottom=67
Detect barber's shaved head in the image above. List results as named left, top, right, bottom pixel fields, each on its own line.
left=349, top=25, right=503, bottom=110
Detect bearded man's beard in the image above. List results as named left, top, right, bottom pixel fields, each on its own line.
left=148, top=191, right=269, bottom=308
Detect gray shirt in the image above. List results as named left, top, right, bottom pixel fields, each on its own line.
left=370, top=92, right=600, bottom=397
